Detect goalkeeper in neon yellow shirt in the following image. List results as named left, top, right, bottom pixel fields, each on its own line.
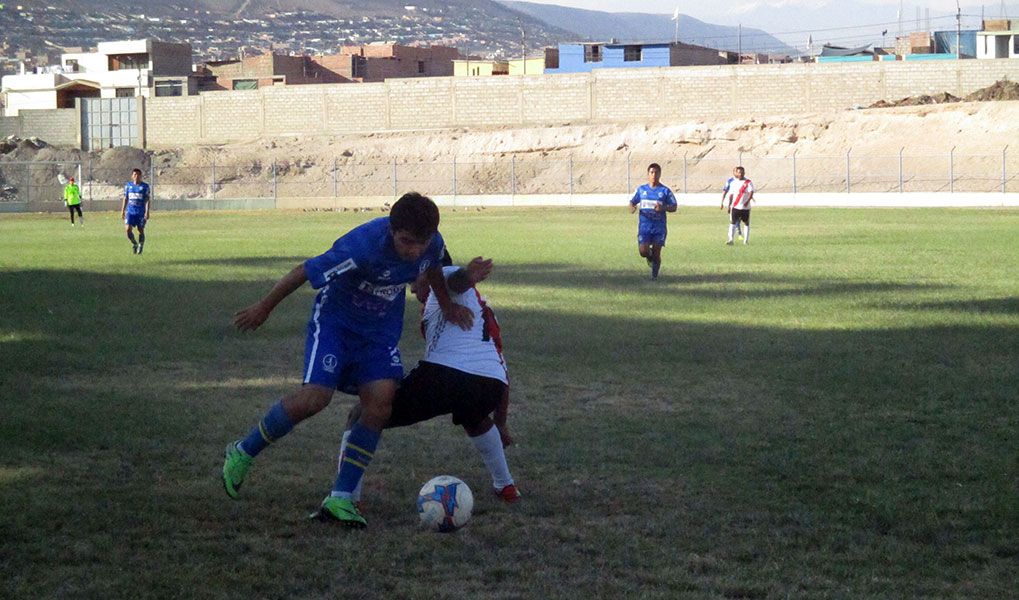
left=63, top=177, right=83, bottom=226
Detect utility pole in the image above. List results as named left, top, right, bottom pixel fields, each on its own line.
left=738, top=23, right=742, bottom=60
left=520, top=23, right=526, bottom=75
left=956, top=0, right=962, bottom=59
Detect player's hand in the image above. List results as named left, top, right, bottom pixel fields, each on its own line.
left=465, top=257, right=493, bottom=285
left=233, top=301, right=271, bottom=331
left=654, top=201, right=663, bottom=212
left=443, top=303, right=473, bottom=330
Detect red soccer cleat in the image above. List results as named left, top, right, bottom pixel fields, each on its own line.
left=493, top=484, right=521, bottom=504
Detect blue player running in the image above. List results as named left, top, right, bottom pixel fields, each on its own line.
left=629, top=163, right=677, bottom=281
left=121, top=168, right=150, bottom=255
left=221, top=192, right=472, bottom=528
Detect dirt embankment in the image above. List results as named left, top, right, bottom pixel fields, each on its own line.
left=4, top=80, right=1019, bottom=199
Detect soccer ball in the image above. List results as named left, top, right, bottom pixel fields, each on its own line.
left=416, top=475, right=473, bottom=533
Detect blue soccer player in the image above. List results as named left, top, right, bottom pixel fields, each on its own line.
left=629, top=163, right=677, bottom=281
left=222, top=192, right=472, bottom=529
left=121, top=168, right=150, bottom=255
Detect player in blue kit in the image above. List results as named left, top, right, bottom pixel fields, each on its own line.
left=629, top=163, right=677, bottom=281
left=121, top=168, right=150, bottom=255
left=221, top=192, right=472, bottom=528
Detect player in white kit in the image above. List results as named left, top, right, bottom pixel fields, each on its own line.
left=335, top=255, right=521, bottom=506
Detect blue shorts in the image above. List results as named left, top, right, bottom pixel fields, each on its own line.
left=125, top=212, right=146, bottom=227
left=638, top=224, right=667, bottom=246
left=302, top=319, right=403, bottom=395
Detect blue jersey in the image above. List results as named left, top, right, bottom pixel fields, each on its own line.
left=630, top=184, right=676, bottom=226
left=303, top=217, right=445, bottom=346
left=124, top=182, right=150, bottom=213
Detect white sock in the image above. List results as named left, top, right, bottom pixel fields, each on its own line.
left=744, top=226, right=750, bottom=243
left=727, top=224, right=736, bottom=242
left=336, top=429, right=364, bottom=501
left=469, top=426, right=514, bottom=489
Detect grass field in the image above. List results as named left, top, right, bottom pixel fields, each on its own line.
left=1, top=207, right=1017, bottom=599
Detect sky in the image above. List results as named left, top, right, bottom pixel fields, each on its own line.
left=512, top=1, right=1005, bottom=46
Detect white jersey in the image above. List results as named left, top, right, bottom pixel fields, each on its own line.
left=725, top=178, right=755, bottom=210
left=422, top=266, right=508, bottom=384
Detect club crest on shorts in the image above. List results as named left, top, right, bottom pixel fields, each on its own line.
left=322, top=354, right=338, bottom=373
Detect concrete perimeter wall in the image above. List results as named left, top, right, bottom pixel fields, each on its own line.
left=145, top=59, right=1019, bottom=147
left=0, top=108, right=77, bottom=145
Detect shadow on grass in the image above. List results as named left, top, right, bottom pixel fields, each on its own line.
left=162, top=256, right=310, bottom=268
left=1, top=265, right=1017, bottom=598
left=878, top=296, right=1019, bottom=315
left=492, top=262, right=952, bottom=299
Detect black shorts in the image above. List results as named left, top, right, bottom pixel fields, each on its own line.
left=388, top=361, right=506, bottom=429
left=730, top=208, right=750, bottom=225
left=68, top=204, right=82, bottom=216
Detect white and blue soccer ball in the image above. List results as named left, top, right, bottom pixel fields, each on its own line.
left=417, top=475, right=473, bottom=533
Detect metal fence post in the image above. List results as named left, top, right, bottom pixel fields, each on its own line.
left=25, top=163, right=30, bottom=204
left=626, top=153, right=631, bottom=192
left=452, top=157, right=457, bottom=197
left=392, top=158, right=397, bottom=199
left=568, top=155, right=574, bottom=196
left=210, top=160, right=216, bottom=200
left=150, top=161, right=156, bottom=206
left=1003, top=146, right=1008, bottom=194
left=272, top=159, right=277, bottom=203
left=949, top=146, right=955, bottom=193
left=846, top=148, right=852, bottom=194
left=898, top=147, right=904, bottom=193
left=88, top=156, right=93, bottom=202
left=332, top=158, right=338, bottom=197
left=792, top=150, right=798, bottom=194
left=511, top=155, right=516, bottom=197
left=683, top=152, right=688, bottom=194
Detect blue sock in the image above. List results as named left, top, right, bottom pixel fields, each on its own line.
left=651, top=260, right=661, bottom=278
left=331, top=422, right=380, bottom=498
left=238, top=401, right=294, bottom=457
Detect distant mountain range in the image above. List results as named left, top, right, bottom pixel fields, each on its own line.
left=501, top=1, right=798, bottom=55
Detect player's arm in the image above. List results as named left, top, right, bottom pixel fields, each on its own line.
left=447, top=257, right=493, bottom=294
left=120, top=186, right=128, bottom=218
left=426, top=265, right=473, bottom=330
left=144, top=185, right=151, bottom=220
left=629, top=188, right=640, bottom=214
left=234, top=264, right=308, bottom=331
left=666, top=189, right=678, bottom=213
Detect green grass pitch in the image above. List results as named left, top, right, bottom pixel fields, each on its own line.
left=1, top=207, right=1017, bottom=598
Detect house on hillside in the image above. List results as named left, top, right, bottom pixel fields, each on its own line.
left=324, top=43, right=462, bottom=82
left=198, top=52, right=352, bottom=91
left=977, top=19, right=1019, bottom=59
left=0, top=39, right=196, bottom=117
left=543, top=40, right=731, bottom=74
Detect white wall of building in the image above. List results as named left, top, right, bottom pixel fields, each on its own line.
left=976, top=32, right=1019, bottom=59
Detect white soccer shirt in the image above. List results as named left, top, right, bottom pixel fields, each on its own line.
left=725, top=178, right=755, bottom=210
left=422, top=266, right=508, bottom=384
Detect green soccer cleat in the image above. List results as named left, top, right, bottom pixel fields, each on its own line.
left=313, top=496, right=367, bottom=529
left=222, top=441, right=253, bottom=499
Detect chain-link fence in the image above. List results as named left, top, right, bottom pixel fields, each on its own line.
left=2, top=149, right=1016, bottom=209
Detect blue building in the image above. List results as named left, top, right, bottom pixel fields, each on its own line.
left=544, top=41, right=729, bottom=74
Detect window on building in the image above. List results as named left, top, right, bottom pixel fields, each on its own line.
left=352, top=56, right=366, bottom=78
left=109, top=54, right=149, bottom=71
left=154, top=80, right=183, bottom=97
left=232, top=79, right=258, bottom=90
left=272, top=77, right=285, bottom=85
left=115, top=88, right=135, bottom=97
left=1014, top=34, right=1018, bottom=54
left=64, top=59, right=79, bottom=72
left=584, top=45, right=602, bottom=63
left=624, top=46, right=643, bottom=62
left=418, top=60, right=426, bottom=74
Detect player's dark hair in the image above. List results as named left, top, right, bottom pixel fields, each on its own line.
left=390, top=192, right=440, bottom=239
left=647, top=163, right=661, bottom=173
left=735, top=166, right=745, bottom=174
left=132, top=168, right=142, bottom=176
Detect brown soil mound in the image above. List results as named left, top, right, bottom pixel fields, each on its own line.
left=964, top=79, right=1019, bottom=101
left=869, top=92, right=960, bottom=108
